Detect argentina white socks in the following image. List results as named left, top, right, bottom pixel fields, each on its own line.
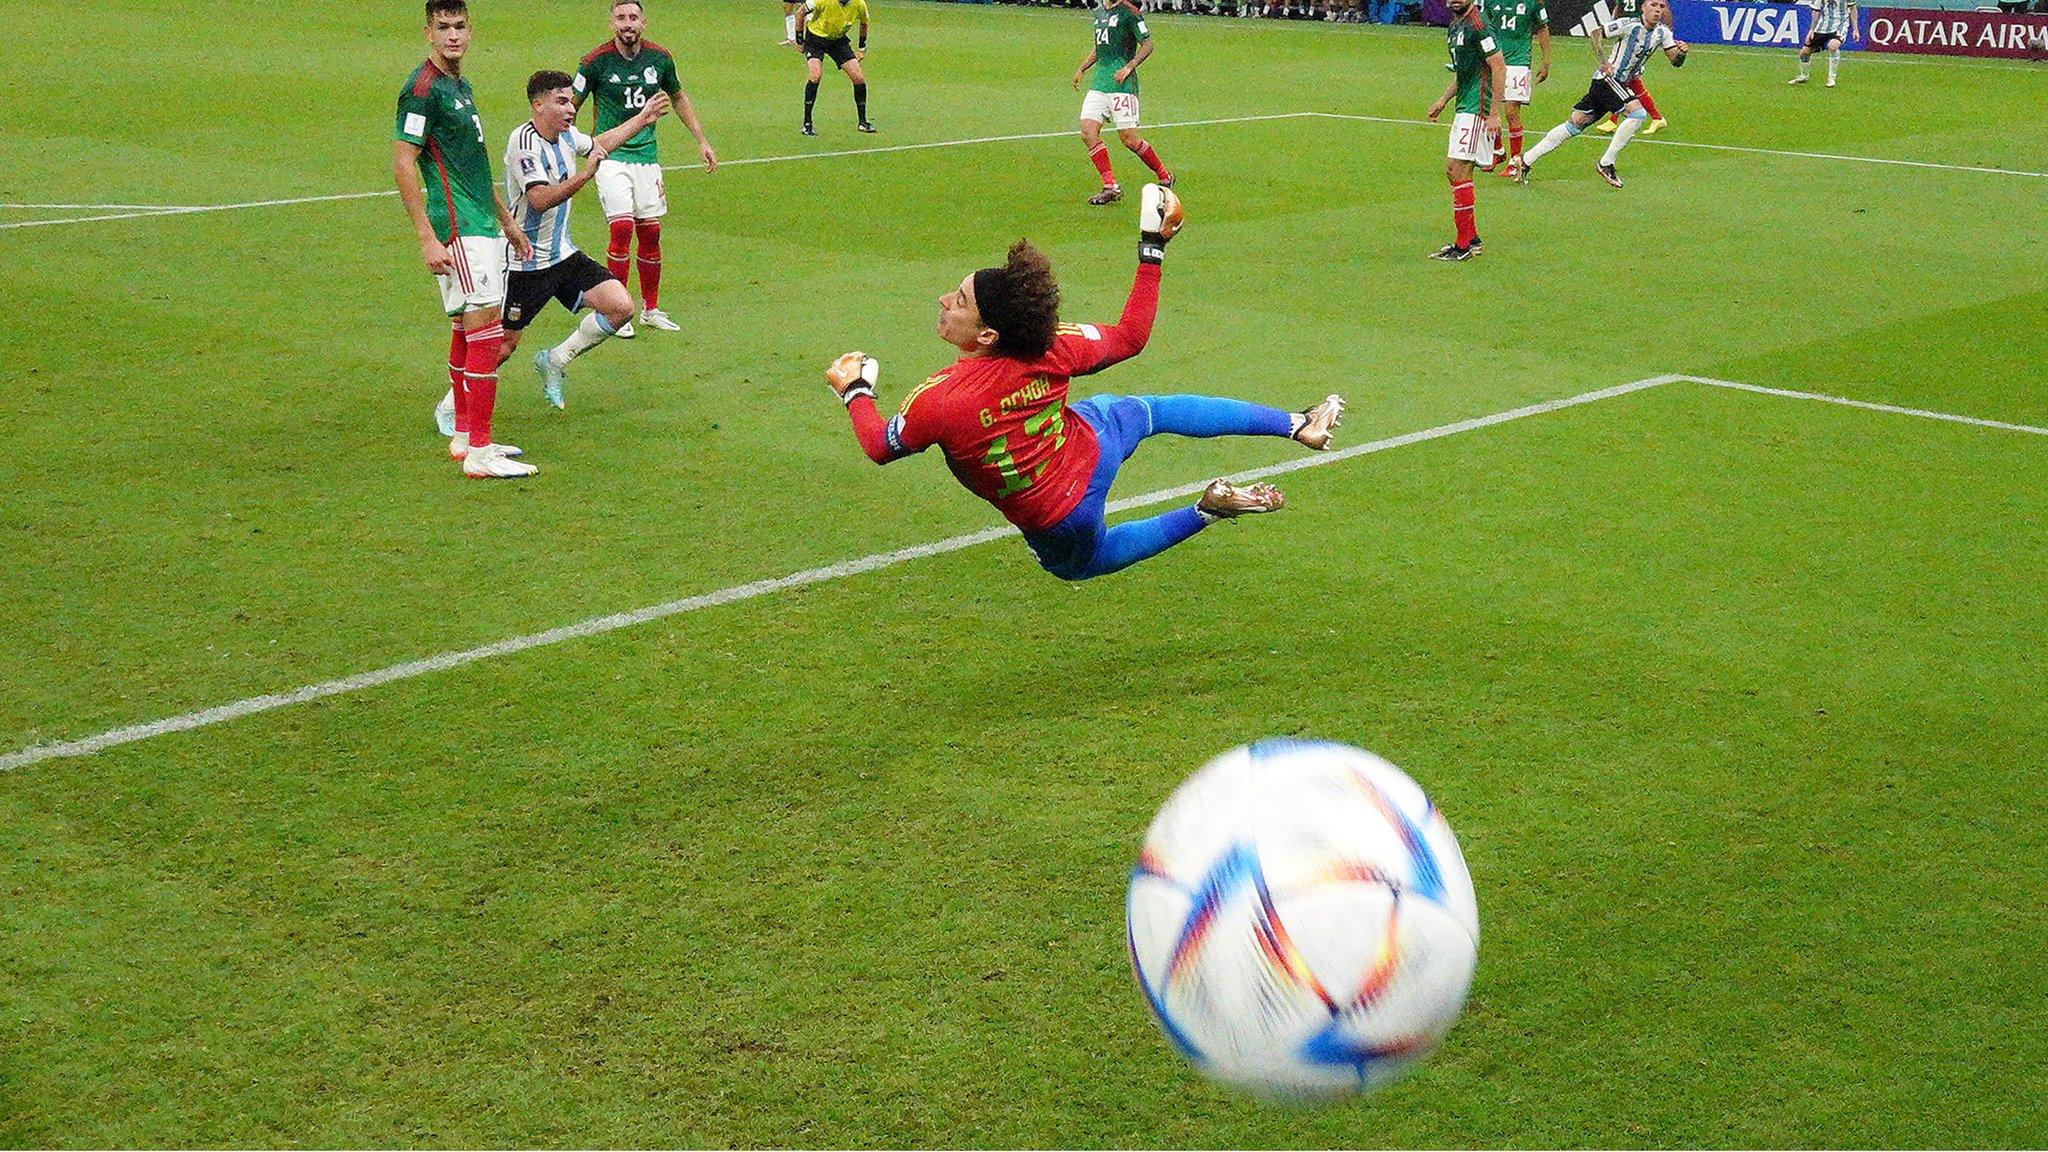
left=1525, top=120, right=1579, bottom=166
left=1602, top=112, right=1646, bottom=165
left=548, top=311, right=618, bottom=369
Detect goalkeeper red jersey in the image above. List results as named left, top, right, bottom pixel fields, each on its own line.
left=847, top=263, right=1161, bottom=533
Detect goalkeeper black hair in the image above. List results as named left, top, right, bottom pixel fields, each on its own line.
left=972, top=241, right=1061, bottom=360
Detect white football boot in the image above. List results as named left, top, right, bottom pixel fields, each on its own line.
left=462, top=441, right=537, bottom=478
left=435, top=388, right=457, bottom=437
left=639, top=308, right=682, bottom=332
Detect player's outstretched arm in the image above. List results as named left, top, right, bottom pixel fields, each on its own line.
left=826, top=352, right=910, bottom=465
left=1070, top=186, right=1183, bottom=377
left=1536, top=23, right=1552, bottom=81
left=1074, top=50, right=1097, bottom=90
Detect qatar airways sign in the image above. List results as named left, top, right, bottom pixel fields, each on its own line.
left=1862, top=8, right=2048, bottom=57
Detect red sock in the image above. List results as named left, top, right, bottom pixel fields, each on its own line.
left=1451, top=181, right=1476, bottom=248
left=463, top=322, right=503, bottom=447
left=1087, top=141, right=1116, bottom=187
left=606, top=217, right=634, bottom=285
left=1509, top=127, right=1524, bottom=163
left=634, top=219, right=662, bottom=311
left=448, top=322, right=470, bottom=434
left=1131, top=139, right=1170, bottom=181
left=1636, top=87, right=1662, bottom=119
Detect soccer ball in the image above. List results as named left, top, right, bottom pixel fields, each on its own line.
left=1126, top=739, right=1479, bottom=1098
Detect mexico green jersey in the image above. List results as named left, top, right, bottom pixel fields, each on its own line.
left=1088, top=4, right=1150, bottom=97
left=395, top=60, right=500, bottom=241
left=574, top=41, right=682, bottom=165
left=1482, top=0, right=1547, bottom=65
left=1446, top=14, right=1500, bottom=115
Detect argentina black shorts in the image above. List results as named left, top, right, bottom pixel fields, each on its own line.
left=1573, top=75, right=1635, bottom=119
left=1804, top=28, right=1843, bottom=51
left=803, top=32, right=857, bottom=67
left=503, top=251, right=615, bottom=332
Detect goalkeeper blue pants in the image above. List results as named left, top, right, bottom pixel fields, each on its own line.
left=1023, top=393, right=1294, bottom=581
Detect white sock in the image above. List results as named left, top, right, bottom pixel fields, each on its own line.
left=549, top=311, right=617, bottom=368
left=1524, top=121, right=1577, bottom=166
left=785, top=12, right=798, bottom=37
left=1827, top=49, right=1840, bottom=81
left=1601, top=114, right=1645, bottom=165
left=1797, top=55, right=1811, bottom=78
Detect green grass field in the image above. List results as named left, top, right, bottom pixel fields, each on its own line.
left=4, top=0, right=2046, bottom=1144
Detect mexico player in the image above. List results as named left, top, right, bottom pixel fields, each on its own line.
left=1426, top=0, right=1506, bottom=261
left=502, top=74, right=671, bottom=410
left=822, top=188, right=1346, bottom=582
left=1594, top=0, right=1669, bottom=133
left=1482, top=0, right=1551, bottom=180
left=1518, top=0, right=1686, bottom=188
left=1791, top=0, right=1857, bottom=87
left=574, top=0, right=719, bottom=336
left=394, top=0, right=536, bottom=479
left=1072, top=0, right=1173, bottom=207
left=801, top=0, right=875, bottom=136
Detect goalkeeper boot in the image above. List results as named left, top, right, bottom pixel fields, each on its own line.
left=1293, top=394, right=1345, bottom=450
left=1198, top=479, right=1285, bottom=518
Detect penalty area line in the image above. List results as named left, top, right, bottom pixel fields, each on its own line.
left=0, top=375, right=1678, bottom=774
left=11, top=373, right=2032, bottom=773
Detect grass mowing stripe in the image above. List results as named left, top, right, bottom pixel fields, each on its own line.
left=0, top=113, right=1322, bottom=233
left=10, top=98, right=2042, bottom=234
left=0, top=376, right=1681, bottom=773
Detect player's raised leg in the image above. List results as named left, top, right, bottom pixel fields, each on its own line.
left=536, top=275, right=636, bottom=408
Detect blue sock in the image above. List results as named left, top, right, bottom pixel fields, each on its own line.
left=1139, top=394, right=1293, bottom=439
left=1072, top=505, right=1208, bottom=579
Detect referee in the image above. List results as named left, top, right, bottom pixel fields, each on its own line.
left=801, top=0, right=873, bottom=136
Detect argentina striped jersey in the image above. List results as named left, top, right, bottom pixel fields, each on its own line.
left=1811, top=0, right=1855, bottom=37
left=503, top=122, right=595, bottom=273
left=1601, top=17, right=1675, bottom=84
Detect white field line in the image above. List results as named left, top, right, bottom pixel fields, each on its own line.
left=1683, top=375, right=2048, bottom=436
left=8, top=98, right=2043, bottom=231
left=0, top=201, right=195, bottom=211
left=0, top=375, right=1678, bottom=773
left=1305, top=111, right=2048, bottom=179
left=0, top=113, right=1312, bottom=232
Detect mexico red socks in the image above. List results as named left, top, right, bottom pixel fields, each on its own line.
left=448, top=322, right=470, bottom=434
left=606, top=217, right=634, bottom=284
left=1451, top=180, right=1476, bottom=249
left=1637, top=87, right=1662, bottom=119
left=462, top=322, right=503, bottom=447
left=1087, top=141, right=1117, bottom=187
left=1508, top=127, right=1525, bottom=167
left=1129, top=139, right=1171, bottom=182
left=634, top=220, right=662, bottom=311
